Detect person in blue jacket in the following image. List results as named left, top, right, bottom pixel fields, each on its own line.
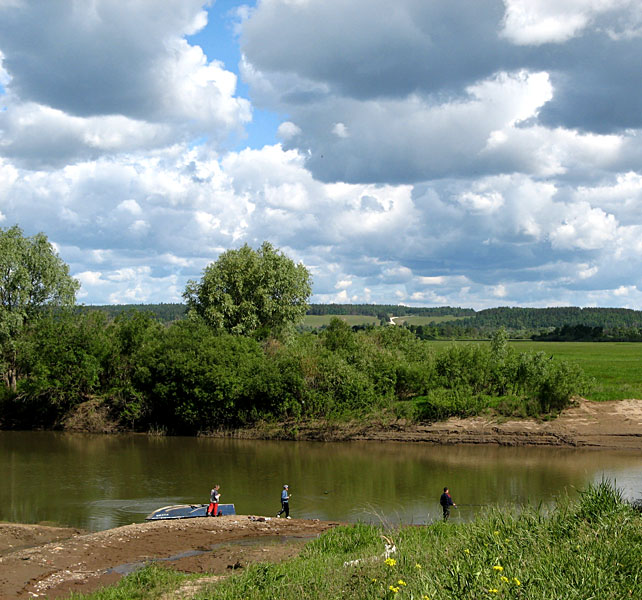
left=440, top=487, right=456, bottom=521
left=276, top=484, right=291, bottom=519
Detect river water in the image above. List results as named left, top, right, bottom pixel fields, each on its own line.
left=1, top=431, right=641, bottom=531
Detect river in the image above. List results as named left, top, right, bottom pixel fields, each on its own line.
left=1, top=431, right=641, bottom=531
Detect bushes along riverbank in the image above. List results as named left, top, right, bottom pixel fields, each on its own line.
left=0, top=312, right=592, bottom=434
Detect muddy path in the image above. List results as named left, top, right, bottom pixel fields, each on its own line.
left=0, top=516, right=341, bottom=599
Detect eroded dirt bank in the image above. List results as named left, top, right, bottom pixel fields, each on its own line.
left=225, top=398, right=642, bottom=449
left=357, top=398, right=642, bottom=448
left=0, top=516, right=341, bottom=599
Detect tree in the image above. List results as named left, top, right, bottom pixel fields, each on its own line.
left=0, top=225, right=79, bottom=390
left=184, top=241, right=312, bottom=337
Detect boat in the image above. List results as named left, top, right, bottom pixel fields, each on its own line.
left=145, top=503, right=236, bottom=520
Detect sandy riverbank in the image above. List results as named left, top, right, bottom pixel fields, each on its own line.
left=224, top=398, right=642, bottom=449
left=0, top=516, right=342, bottom=599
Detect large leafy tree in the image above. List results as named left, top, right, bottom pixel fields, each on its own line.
left=184, top=241, right=312, bottom=337
left=0, top=225, right=79, bottom=390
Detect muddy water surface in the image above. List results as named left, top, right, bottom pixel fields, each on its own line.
left=1, top=431, right=641, bottom=530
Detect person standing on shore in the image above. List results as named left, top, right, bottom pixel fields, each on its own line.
left=440, top=487, right=456, bottom=521
left=206, top=484, right=220, bottom=517
left=276, top=484, right=291, bottom=519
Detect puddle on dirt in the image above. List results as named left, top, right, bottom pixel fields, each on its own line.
left=107, top=533, right=318, bottom=576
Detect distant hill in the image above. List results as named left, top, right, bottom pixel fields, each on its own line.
left=456, top=306, right=642, bottom=330
left=77, top=303, right=642, bottom=331
left=79, top=303, right=187, bottom=323
left=306, top=304, right=474, bottom=319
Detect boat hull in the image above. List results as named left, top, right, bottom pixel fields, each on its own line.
left=145, top=503, right=236, bottom=520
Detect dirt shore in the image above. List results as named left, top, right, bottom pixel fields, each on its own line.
left=229, top=398, right=642, bottom=449
left=0, top=516, right=342, bottom=599
left=354, top=398, right=642, bottom=449
left=2, top=398, right=641, bottom=599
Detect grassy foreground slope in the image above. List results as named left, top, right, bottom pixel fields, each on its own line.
left=72, top=482, right=642, bottom=600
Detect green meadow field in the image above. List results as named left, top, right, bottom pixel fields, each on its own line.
left=393, top=314, right=468, bottom=325
left=428, top=340, right=642, bottom=402
left=303, top=314, right=379, bottom=327
left=303, top=314, right=466, bottom=327
left=512, top=341, right=642, bottom=402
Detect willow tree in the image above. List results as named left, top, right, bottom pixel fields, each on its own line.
left=184, top=242, right=312, bottom=337
left=0, top=225, right=79, bottom=390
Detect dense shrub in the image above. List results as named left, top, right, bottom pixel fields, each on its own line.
left=414, top=386, right=487, bottom=421
left=133, top=320, right=265, bottom=433
left=0, top=314, right=591, bottom=431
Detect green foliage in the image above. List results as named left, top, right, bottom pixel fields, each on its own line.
left=1, top=310, right=114, bottom=427
left=77, top=303, right=187, bottom=323
left=302, top=523, right=382, bottom=557
left=321, top=317, right=358, bottom=353
left=0, top=225, right=79, bottom=390
left=0, top=316, right=593, bottom=431
left=575, top=479, right=625, bottom=523
left=106, top=310, right=164, bottom=426
left=415, top=387, right=486, bottom=421
left=19, top=311, right=112, bottom=403
left=134, top=320, right=266, bottom=432
left=66, top=564, right=190, bottom=599
left=416, top=337, right=591, bottom=420
left=184, top=241, right=311, bottom=338
left=306, top=304, right=474, bottom=318
left=510, top=340, right=640, bottom=402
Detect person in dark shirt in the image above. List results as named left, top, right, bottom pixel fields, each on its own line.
left=440, top=487, right=456, bottom=521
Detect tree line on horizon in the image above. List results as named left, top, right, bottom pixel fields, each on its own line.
left=79, top=302, right=642, bottom=341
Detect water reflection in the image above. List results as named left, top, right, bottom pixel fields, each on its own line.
left=1, top=431, right=640, bottom=531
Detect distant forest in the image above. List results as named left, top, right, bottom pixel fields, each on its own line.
left=306, top=304, right=475, bottom=318
left=77, top=303, right=188, bottom=323
left=77, top=303, right=642, bottom=341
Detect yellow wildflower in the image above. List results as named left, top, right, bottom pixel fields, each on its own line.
left=488, top=589, right=499, bottom=594
left=513, top=577, right=521, bottom=586
left=397, top=580, right=407, bottom=586
left=389, top=585, right=400, bottom=593
left=422, top=596, right=430, bottom=600
left=415, top=563, right=422, bottom=569
left=500, top=576, right=509, bottom=583
left=385, top=557, right=397, bottom=567
left=492, top=565, right=504, bottom=572
left=464, top=549, right=470, bottom=554
left=372, top=578, right=378, bottom=583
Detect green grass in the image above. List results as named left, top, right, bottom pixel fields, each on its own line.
left=511, top=341, right=642, bottom=402
left=394, top=315, right=468, bottom=326
left=73, top=482, right=642, bottom=600
left=303, top=315, right=379, bottom=327
left=66, top=564, right=192, bottom=599
left=427, top=340, right=642, bottom=402
left=302, top=314, right=466, bottom=327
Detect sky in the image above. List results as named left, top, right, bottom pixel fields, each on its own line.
left=1, top=0, right=642, bottom=309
